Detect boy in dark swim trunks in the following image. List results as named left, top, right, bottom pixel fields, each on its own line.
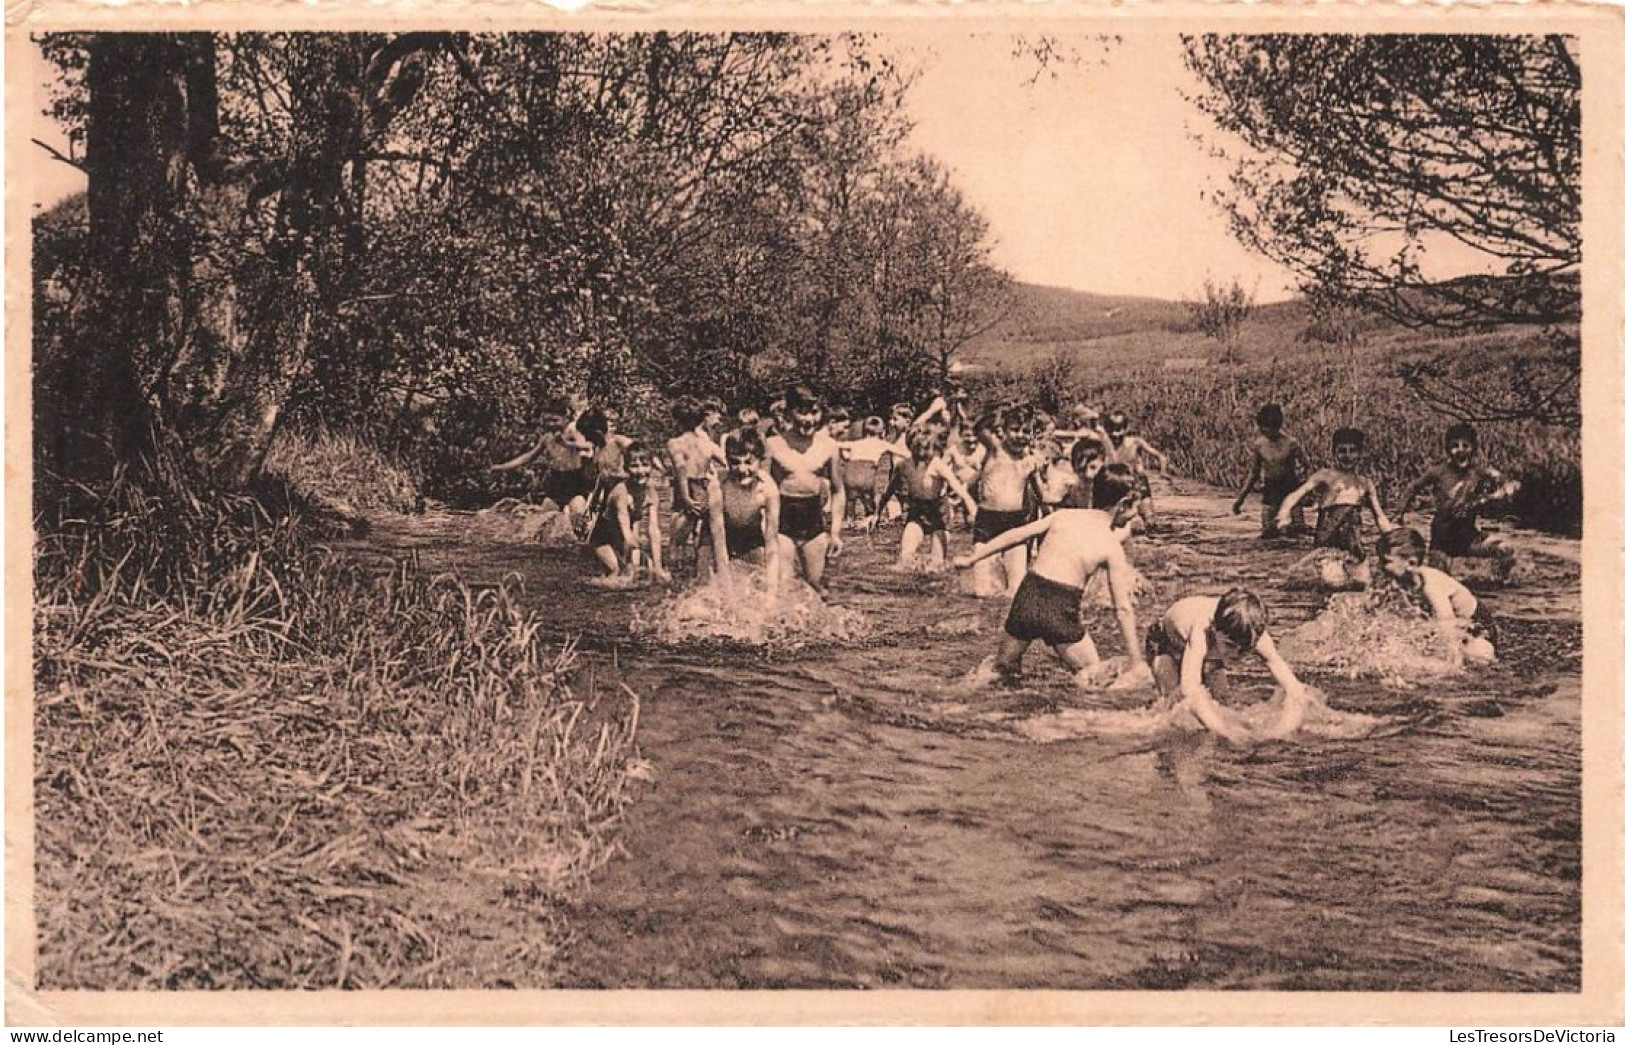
left=1276, top=427, right=1394, bottom=590
left=969, top=406, right=1042, bottom=598
left=706, top=427, right=793, bottom=592
left=953, top=464, right=1153, bottom=690
left=879, top=427, right=978, bottom=570
left=587, top=442, right=668, bottom=584
left=1145, top=589, right=1311, bottom=744
left=489, top=399, right=595, bottom=521
left=764, top=385, right=846, bottom=591
left=1232, top=403, right=1309, bottom=538
left=1395, top=423, right=1521, bottom=573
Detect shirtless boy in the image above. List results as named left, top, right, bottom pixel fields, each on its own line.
left=706, top=428, right=793, bottom=592
left=969, top=406, right=1042, bottom=598
left=879, top=428, right=978, bottom=569
left=489, top=399, right=595, bottom=520
left=1277, top=427, right=1394, bottom=589
left=952, top=464, right=1153, bottom=690
left=764, top=385, right=847, bottom=591
left=1395, top=423, right=1521, bottom=572
left=1232, top=403, right=1309, bottom=538
left=666, top=396, right=727, bottom=567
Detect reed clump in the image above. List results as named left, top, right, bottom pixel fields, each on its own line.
left=34, top=473, right=644, bottom=989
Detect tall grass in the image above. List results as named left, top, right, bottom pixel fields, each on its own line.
left=34, top=474, right=644, bottom=988
left=263, top=425, right=423, bottom=516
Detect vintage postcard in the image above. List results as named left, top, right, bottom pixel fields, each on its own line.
left=6, top=0, right=1622, bottom=1027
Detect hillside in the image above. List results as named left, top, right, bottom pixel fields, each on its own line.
left=959, top=281, right=1323, bottom=372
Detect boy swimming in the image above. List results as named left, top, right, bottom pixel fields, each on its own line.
left=1277, top=427, right=1394, bottom=589
left=1145, top=589, right=1312, bottom=744
left=952, top=464, right=1153, bottom=690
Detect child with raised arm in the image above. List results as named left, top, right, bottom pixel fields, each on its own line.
left=706, top=428, right=793, bottom=593
left=879, top=427, right=978, bottom=569
left=1144, top=589, right=1312, bottom=745
left=764, top=384, right=847, bottom=591
left=1101, top=410, right=1169, bottom=530
left=1232, top=403, right=1310, bottom=538
left=953, top=465, right=1154, bottom=690
left=489, top=399, right=595, bottom=519
left=586, top=442, right=669, bottom=585
left=1277, top=427, right=1394, bottom=590
left=1395, top=423, right=1522, bottom=572
left=1376, top=527, right=1498, bottom=663
left=969, top=406, right=1042, bottom=598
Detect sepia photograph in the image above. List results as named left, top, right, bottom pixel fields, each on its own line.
left=8, top=7, right=1620, bottom=1026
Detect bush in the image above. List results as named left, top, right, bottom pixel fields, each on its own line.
left=33, top=476, right=644, bottom=988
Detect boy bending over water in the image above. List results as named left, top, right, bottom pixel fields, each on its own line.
left=953, top=465, right=1153, bottom=690
left=1145, top=589, right=1311, bottom=745
left=587, top=442, right=668, bottom=585
left=1376, top=528, right=1498, bottom=664
left=707, top=428, right=793, bottom=592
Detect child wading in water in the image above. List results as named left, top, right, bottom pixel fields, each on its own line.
left=878, top=428, right=978, bottom=570
left=953, top=465, right=1154, bottom=690
left=705, top=428, right=793, bottom=592
left=1145, top=589, right=1312, bottom=745
left=489, top=399, right=595, bottom=522
left=764, top=385, right=846, bottom=591
left=1232, top=403, right=1309, bottom=538
left=1376, top=528, right=1498, bottom=663
left=586, top=442, right=668, bottom=585
left=1101, top=410, right=1169, bottom=531
left=665, top=396, right=726, bottom=572
left=1395, top=423, right=1522, bottom=576
left=969, top=406, right=1041, bottom=598
left=1277, top=427, right=1394, bottom=590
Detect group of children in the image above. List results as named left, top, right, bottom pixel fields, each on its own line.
left=493, top=388, right=1521, bottom=742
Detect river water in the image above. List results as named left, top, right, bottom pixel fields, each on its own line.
left=345, top=481, right=1581, bottom=991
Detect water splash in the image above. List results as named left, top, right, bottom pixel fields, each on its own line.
left=1013, top=686, right=1384, bottom=744
left=1280, top=590, right=1464, bottom=690
left=633, top=568, right=869, bottom=651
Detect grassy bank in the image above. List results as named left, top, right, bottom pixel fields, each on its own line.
left=33, top=474, right=644, bottom=988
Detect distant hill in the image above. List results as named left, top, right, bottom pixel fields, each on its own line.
left=959, top=281, right=1323, bottom=372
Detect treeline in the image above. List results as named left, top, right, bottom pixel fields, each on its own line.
left=33, top=32, right=1011, bottom=505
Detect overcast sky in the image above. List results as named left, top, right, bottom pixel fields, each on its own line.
left=897, top=32, right=1301, bottom=304
left=23, top=33, right=1305, bottom=304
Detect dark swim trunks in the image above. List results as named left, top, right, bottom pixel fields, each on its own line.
left=1261, top=476, right=1296, bottom=510
left=541, top=467, right=593, bottom=507
left=904, top=499, right=947, bottom=536
left=1429, top=513, right=1485, bottom=558
left=973, top=507, right=1031, bottom=546
left=724, top=519, right=767, bottom=558
left=779, top=493, right=826, bottom=544
left=1143, top=619, right=1227, bottom=675
left=1315, top=503, right=1366, bottom=560
left=1467, top=602, right=1499, bottom=645
left=1004, top=572, right=1087, bottom=647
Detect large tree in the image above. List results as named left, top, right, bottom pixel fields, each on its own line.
left=1184, top=34, right=1579, bottom=425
